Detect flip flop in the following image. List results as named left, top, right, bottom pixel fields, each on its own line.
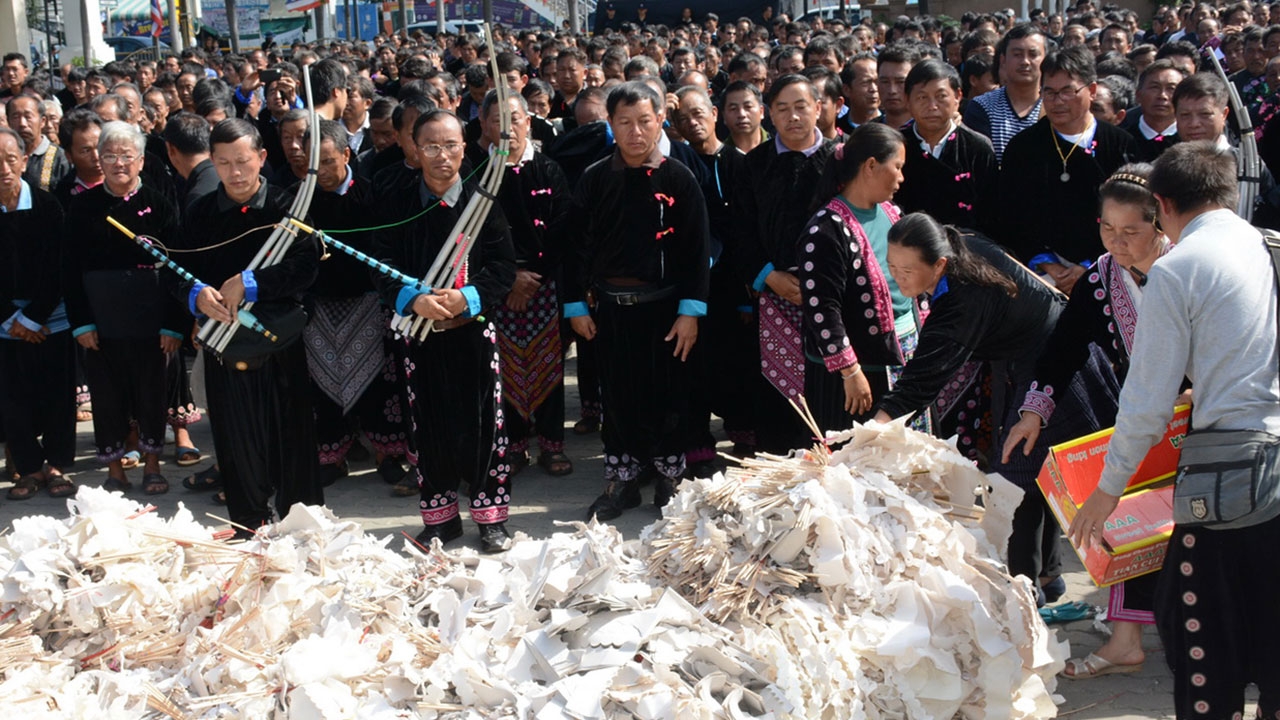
left=1062, top=652, right=1144, bottom=680
left=143, top=473, right=169, bottom=496
left=120, top=451, right=141, bottom=470
left=1039, top=601, right=1097, bottom=625
left=174, top=446, right=202, bottom=467
left=103, top=476, right=132, bottom=493
left=182, top=466, right=222, bottom=491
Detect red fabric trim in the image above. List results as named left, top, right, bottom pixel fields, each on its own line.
left=824, top=198, right=899, bottom=340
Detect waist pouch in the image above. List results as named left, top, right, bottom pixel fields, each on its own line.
left=1174, top=428, right=1280, bottom=529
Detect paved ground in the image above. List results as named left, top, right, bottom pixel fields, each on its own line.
left=1, top=355, right=1249, bottom=719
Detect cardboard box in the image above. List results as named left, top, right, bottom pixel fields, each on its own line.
left=1037, top=406, right=1189, bottom=586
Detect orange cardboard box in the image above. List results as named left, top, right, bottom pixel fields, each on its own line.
left=1037, top=406, right=1189, bottom=586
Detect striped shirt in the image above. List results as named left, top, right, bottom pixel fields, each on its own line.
left=962, top=87, right=1043, bottom=164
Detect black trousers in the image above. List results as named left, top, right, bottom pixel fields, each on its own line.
left=505, top=380, right=565, bottom=455
left=165, top=348, right=202, bottom=428
left=1007, top=491, right=1063, bottom=583
left=0, top=334, right=75, bottom=476
left=595, top=299, right=690, bottom=483
left=1156, top=516, right=1280, bottom=719
left=82, top=337, right=167, bottom=462
left=313, top=348, right=409, bottom=466
left=202, top=344, right=321, bottom=530
left=687, top=277, right=759, bottom=460
left=573, top=331, right=602, bottom=420
left=403, top=322, right=509, bottom=526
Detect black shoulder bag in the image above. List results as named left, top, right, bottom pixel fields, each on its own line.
left=1171, top=230, right=1280, bottom=529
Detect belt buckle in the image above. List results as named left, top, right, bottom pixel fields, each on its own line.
left=616, top=293, right=639, bottom=306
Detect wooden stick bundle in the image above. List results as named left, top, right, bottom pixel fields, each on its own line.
left=392, top=22, right=512, bottom=342
left=200, top=67, right=323, bottom=354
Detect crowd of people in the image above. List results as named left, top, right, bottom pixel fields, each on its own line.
left=1, top=0, right=1279, bottom=713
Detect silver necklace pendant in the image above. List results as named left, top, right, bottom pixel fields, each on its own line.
left=1060, top=170, right=1071, bottom=182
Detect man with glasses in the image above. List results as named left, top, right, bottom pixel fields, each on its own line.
left=372, top=110, right=516, bottom=553
left=999, top=45, right=1136, bottom=294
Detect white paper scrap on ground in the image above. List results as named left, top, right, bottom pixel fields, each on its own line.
left=0, top=420, right=1066, bottom=718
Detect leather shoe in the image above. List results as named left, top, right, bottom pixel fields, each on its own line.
left=587, top=481, right=641, bottom=521
left=477, top=522, right=512, bottom=553
left=653, top=476, right=681, bottom=509
left=414, top=516, right=463, bottom=548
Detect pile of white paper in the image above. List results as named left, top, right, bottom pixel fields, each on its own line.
left=0, top=420, right=1067, bottom=719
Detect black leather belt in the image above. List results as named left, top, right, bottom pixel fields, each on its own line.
left=594, top=284, right=677, bottom=306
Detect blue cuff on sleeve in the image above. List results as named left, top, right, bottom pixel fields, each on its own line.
left=678, top=299, right=708, bottom=317
left=15, top=312, right=43, bottom=333
left=563, top=301, right=589, bottom=318
left=241, top=271, right=258, bottom=303
left=235, top=86, right=253, bottom=105
left=395, top=286, right=423, bottom=316
left=736, top=304, right=755, bottom=314
left=1028, top=253, right=1058, bottom=271
left=1079, top=258, right=1094, bottom=269
left=751, top=262, right=775, bottom=293
left=159, top=329, right=184, bottom=340
left=71, top=324, right=97, bottom=338
left=188, top=282, right=209, bottom=316
left=459, top=285, right=482, bottom=318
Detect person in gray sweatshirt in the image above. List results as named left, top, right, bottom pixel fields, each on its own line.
left=1068, top=141, right=1280, bottom=719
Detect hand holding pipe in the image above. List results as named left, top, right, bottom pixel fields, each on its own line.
left=107, top=215, right=279, bottom=347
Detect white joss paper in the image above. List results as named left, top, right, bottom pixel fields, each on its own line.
left=0, top=420, right=1066, bottom=718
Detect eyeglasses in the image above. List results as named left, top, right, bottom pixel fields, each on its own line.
left=417, top=142, right=464, bottom=157
left=100, top=154, right=139, bottom=165
left=1042, top=85, right=1088, bottom=102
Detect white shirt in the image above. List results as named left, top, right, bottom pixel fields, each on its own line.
left=1138, top=115, right=1176, bottom=140
left=914, top=121, right=957, bottom=158
left=1098, top=208, right=1280, bottom=495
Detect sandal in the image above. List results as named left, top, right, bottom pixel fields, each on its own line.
left=174, top=446, right=202, bottom=467
left=573, top=417, right=600, bottom=435
left=76, top=403, right=93, bottom=422
left=120, top=451, right=141, bottom=470
left=1062, top=652, right=1144, bottom=680
left=212, top=489, right=227, bottom=505
left=510, top=452, right=530, bottom=477
left=391, top=473, right=419, bottom=497
left=536, top=451, right=574, bottom=476
left=142, top=473, right=169, bottom=496
left=1038, top=600, right=1097, bottom=625
left=45, top=473, right=76, bottom=498
left=181, top=466, right=222, bottom=491
left=7, top=474, right=44, bottom=500
left=103, top=476, right=132, bottom=493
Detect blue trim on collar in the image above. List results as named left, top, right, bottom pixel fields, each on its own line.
left=931, top=276, right=950, bottom=301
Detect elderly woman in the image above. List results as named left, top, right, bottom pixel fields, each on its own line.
left=64, top=121, right=186, bottom=494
